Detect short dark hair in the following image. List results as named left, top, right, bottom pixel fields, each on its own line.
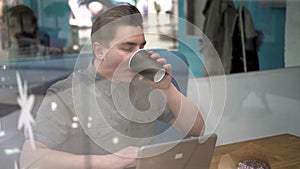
left=91, top=4, right=143, bottom=45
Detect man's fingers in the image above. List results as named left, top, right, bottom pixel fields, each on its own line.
left=163, top=64, right=172, bottom=74
left=157, top=58, right=166, bottom=64
left=150, top=53, right=160, bottom=59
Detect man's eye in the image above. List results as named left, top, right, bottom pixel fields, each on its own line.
left=122, top=48, right=134, bottom=52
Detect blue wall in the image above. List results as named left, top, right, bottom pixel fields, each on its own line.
left=177, top=0, right=286, bottom=76
left=238, top=1, right=286, bottom=70
left=24, top=0, right=72, bottom=48
left=177, top=0, right=204, bottom=77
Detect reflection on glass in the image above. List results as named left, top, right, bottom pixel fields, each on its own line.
left=6, top=5, right=48, bottom=57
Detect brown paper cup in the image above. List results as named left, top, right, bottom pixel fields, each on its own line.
left=129, top=49, right=166, bottom=83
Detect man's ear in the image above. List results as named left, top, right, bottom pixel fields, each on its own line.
left=93, top=42, right=105, bottom=60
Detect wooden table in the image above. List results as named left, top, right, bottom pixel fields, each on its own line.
left=210, top=134, right=300, bottom=169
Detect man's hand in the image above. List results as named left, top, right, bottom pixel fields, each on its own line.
left=142, top=52, right=173, bottom=90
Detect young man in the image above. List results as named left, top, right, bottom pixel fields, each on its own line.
left=20, top=4, right=205, bottom=169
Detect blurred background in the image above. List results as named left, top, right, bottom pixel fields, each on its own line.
left=1, top=0, right=299, bottom=168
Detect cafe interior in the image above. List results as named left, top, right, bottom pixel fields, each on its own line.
left=0, top=0, right=299, bottom=168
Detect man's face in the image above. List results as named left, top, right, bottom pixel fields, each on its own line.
left=7, top=15, right=21, bottom=41
left=98, top=25, right=146, bottom=82
left=7, top=14, right=36, bottom=41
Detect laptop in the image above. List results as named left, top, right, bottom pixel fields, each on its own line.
left=136, top=134, right=217, bottom=169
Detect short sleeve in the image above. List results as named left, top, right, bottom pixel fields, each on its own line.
left=32, top=90, right=73, bottom=149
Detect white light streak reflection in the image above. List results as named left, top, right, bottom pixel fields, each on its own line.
left=16, top=72, right=36, bottom=150
left=51, top=102, right=57, bottom=111
left=112, top=137, right=119, bottom=144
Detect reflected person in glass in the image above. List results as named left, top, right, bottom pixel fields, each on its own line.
left=6, top=5, right=62, bottom=57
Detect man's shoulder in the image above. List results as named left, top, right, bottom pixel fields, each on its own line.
left=48, top=74, right=73, bottom=94
left=47, top=68, right=93, bottom=95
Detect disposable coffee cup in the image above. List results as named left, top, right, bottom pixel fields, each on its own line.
left=129, top=49, right=166, bottom=83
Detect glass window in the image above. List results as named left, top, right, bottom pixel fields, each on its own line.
left=0, top=1, right=178, bottom=168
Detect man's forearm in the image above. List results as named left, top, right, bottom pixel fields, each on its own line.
left=20, top=140, right=137, bottom=169
left=20, top=140, right=87, bottom=169
left=162, top=84, right=205, bottom=136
